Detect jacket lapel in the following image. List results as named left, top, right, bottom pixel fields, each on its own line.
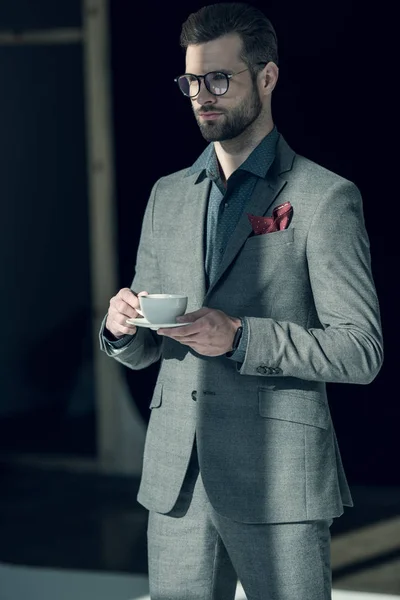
left=183, top=174, right=210, bottom=308
left=204, top=135, right=296, bottom=300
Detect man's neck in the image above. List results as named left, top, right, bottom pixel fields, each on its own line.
left=214, top=121, right=274, bottom=182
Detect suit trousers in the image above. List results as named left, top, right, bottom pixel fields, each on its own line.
left=147, top=440, right=333, bottom=600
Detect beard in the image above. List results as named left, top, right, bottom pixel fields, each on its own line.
left=194, top=84, right=263, bottom=142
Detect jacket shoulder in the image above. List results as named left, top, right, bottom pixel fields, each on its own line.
left=290, top=154, right=359, bottom=194
left=156, top=167, right=191, bottom=187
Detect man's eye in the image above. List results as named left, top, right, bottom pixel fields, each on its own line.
left=211, top=73, right=227, bottom=81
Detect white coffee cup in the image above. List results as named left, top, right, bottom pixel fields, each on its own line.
left=136, top=294, right=188, bottom=324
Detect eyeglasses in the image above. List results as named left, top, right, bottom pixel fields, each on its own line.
left=174, top=63, right=267, bottom=98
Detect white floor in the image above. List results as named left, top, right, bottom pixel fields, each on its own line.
left=0, top=563, right=399, bottom=600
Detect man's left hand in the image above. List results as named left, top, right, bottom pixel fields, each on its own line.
left=157, top=307, right=241, bottom=357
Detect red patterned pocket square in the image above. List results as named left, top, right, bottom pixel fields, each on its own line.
left=247, top=201, right=293, bottom=235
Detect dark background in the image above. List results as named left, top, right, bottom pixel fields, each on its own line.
left=0, top=0, right=94, bottom=454
left=0, top=0, right=397, bottom=485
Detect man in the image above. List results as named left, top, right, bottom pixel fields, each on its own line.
left=100, top=3, right=383, bottom=599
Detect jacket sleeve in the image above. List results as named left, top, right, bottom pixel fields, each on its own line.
left=99, top=180, right=164, bottom=370
left=237, top=181, right=384, bottom=384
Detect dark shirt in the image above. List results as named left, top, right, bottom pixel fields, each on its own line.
left=184, top=126, right=279, bottom=362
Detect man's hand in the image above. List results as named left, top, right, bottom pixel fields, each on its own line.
left=105, top=288, right=148, bottom=338
left=157, top=307, right=241, bottom=357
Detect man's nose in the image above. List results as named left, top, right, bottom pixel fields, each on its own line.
left=194, top=81, right=217, bottom=106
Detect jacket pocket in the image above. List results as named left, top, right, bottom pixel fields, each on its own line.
left=149, top=384, right=163, bottom=409
left=258, top=389, right=328, bottom=430
left=244, top=227, right=294, bottom=251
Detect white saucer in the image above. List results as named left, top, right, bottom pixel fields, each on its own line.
left=126, top=317, right=191, bottom=331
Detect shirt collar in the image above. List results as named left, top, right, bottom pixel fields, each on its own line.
left=185, top=126, right=279, bottom=181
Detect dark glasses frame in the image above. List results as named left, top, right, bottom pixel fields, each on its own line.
left=174, top=62, right=268, bottom=98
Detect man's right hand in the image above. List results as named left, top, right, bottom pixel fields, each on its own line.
left=105, top=288, right=149, bottom=339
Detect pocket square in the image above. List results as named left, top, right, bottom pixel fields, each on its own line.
left=247, top=201, right=293, bottom=235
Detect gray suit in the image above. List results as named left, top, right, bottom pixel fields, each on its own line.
left=100, top=134, right=383, bottom=597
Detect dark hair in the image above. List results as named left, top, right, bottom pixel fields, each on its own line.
left=180, top=2, right=279, bottom=77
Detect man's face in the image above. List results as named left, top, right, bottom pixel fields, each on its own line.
left=185, top=34, right=263, bottom=142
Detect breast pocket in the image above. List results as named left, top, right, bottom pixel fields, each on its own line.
left=258, top=389, right=328, bottom=430
left=243, top=227, right=294, bottom=252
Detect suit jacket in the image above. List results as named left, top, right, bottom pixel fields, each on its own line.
left=100, top=134, right=383, bottom=523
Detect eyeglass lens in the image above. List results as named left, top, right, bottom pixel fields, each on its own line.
left=178, top=72, right=228, bottom=97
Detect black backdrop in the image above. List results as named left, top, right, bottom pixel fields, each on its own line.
left=109, top=0, right=398, bottom=486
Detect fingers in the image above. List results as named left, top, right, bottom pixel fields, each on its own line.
left=113, top=288, right=148, bottom=315
left=105, top=288, right=149, bottom=338
left=106, top=317, right=137, bottom=338
left=118, top=288, right=147, bottom=308
left=158, top=322, right=201, bottom=338
left=168, top=323, right=201, bottom=336
left=114, top=298, right=137, bottom=319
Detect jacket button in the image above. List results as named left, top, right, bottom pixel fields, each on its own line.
left=191, top=390, right=197, bottom=401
